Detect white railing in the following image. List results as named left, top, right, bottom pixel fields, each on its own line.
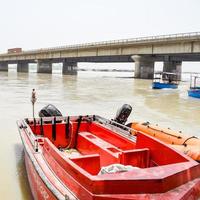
left=2, top=31, right=200, bottom=55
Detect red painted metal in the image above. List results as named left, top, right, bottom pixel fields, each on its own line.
left=17, top=116, right=200, bottom=200
left=25, top=153, right=57, bottom=200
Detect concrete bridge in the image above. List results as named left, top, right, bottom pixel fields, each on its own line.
left=1, top=32, right=200, bottom=79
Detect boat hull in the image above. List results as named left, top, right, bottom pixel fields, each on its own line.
left=25, top=150, right=57, bottom=200
left=20, top=120, right=77, bottom=200
left=25, top=148, right=200, bottom=200
left=152, top=82, right=178, bottom=89
left=17, top=116, right=200, bottom=200
left=188, top=89, right=200, bottom=98
left=24, top=146, right=200, bottom=200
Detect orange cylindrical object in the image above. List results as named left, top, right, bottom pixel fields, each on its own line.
left=131, top=122, right=200, bottom=161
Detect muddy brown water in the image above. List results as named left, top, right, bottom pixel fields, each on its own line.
left=0, top=71, right=200, bottom=199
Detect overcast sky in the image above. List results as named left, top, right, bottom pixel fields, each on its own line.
left=0, top=0, right=200, bottom=52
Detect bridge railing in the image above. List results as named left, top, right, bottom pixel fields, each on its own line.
left=26, top=31, right=200, bottom=51
left=2, top=31, right=200, bottom=55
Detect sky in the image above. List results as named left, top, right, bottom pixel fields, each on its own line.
left=0, top=0, right=200, bottom=52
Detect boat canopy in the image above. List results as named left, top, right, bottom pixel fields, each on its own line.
left=153, top=71, right=180, bottom=84
left=189, top=74, right=200, bottom=89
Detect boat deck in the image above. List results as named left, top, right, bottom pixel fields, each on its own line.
left=18, top=116, right=200, bottom=199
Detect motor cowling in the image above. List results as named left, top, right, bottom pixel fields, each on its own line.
left=39, top=104, right=63, bottom=117
left=113, top=104, right=132, bottom=124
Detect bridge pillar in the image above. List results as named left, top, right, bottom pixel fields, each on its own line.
left=62, top=61, right=77, bottom=75
left=163, top=61, right=182, bottom=80
left=37, top=60, right=52, bottom=74
left=132, top=55, right=154, bottom=79
left=0, top=62, right=8, bottom=71
left=17, top=61, right=29, bottom=73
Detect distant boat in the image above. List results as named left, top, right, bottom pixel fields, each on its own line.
left=188, top=74, right=200, bottom=98
left=152, top=72, right=180, bottom=89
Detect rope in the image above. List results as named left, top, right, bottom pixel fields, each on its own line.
left=52, top=117, right=56, bottom=141
left=66, top=116, right=82, bottom=149
left=40, top=118, right=43, bottom=135
left=74, top=116, right=82, bottom=147
left=34, top=118, right=36, bottom=133
left=182, top=136, right=198, bottom=147
left=65, top=116, right=70, bottom=139
left=144, top=123, right=182, bottom=139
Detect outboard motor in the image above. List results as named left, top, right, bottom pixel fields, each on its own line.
left=113, top=104, right=132, bottom=125
left=39, top=104, right=63, bottom=117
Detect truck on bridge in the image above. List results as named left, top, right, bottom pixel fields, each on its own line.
left=7, top=48, right=22, bottom=54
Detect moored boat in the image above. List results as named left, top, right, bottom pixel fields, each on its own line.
left=152, top=81, right=178, bottom=89
left=188, top=74, right=200, bottom=98
left=188, top=89, right=200, bottom=98
left=17, top=114, right=200, bottom=200
left=152, top=72, right=179, bottom=89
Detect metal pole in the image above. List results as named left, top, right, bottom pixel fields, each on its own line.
left=190, top=74, right=192, bottom=89
left=31, top=89, right=37, bottom=118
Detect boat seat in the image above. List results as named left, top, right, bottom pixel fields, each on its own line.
left=77, top=132, right=121, bottom=166
left=119, top=148, right=150, bottom=168
left=70, top=154, right=101, bottom=175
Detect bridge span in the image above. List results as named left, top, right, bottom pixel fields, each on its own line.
left=1, top=32, right=200, bottom=79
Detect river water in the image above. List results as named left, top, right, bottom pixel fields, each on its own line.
left=0, top=67, right=200, bottom=199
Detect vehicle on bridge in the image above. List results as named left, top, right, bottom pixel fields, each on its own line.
left=7, top=48, right=22, bottom=53
left=188, top=74, right=200, bottom=98
left=152, top=72, right=180, bottom=89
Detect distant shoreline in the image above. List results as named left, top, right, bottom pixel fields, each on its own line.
left=78, top=69, right=134, bottom=72
left=78, top=69, right=200, bottom=74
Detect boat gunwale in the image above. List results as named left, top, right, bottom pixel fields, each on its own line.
left=17, top=120, right=78, bottom=200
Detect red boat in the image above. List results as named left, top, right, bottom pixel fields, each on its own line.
left=17, top=115, right=200, bottom=200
